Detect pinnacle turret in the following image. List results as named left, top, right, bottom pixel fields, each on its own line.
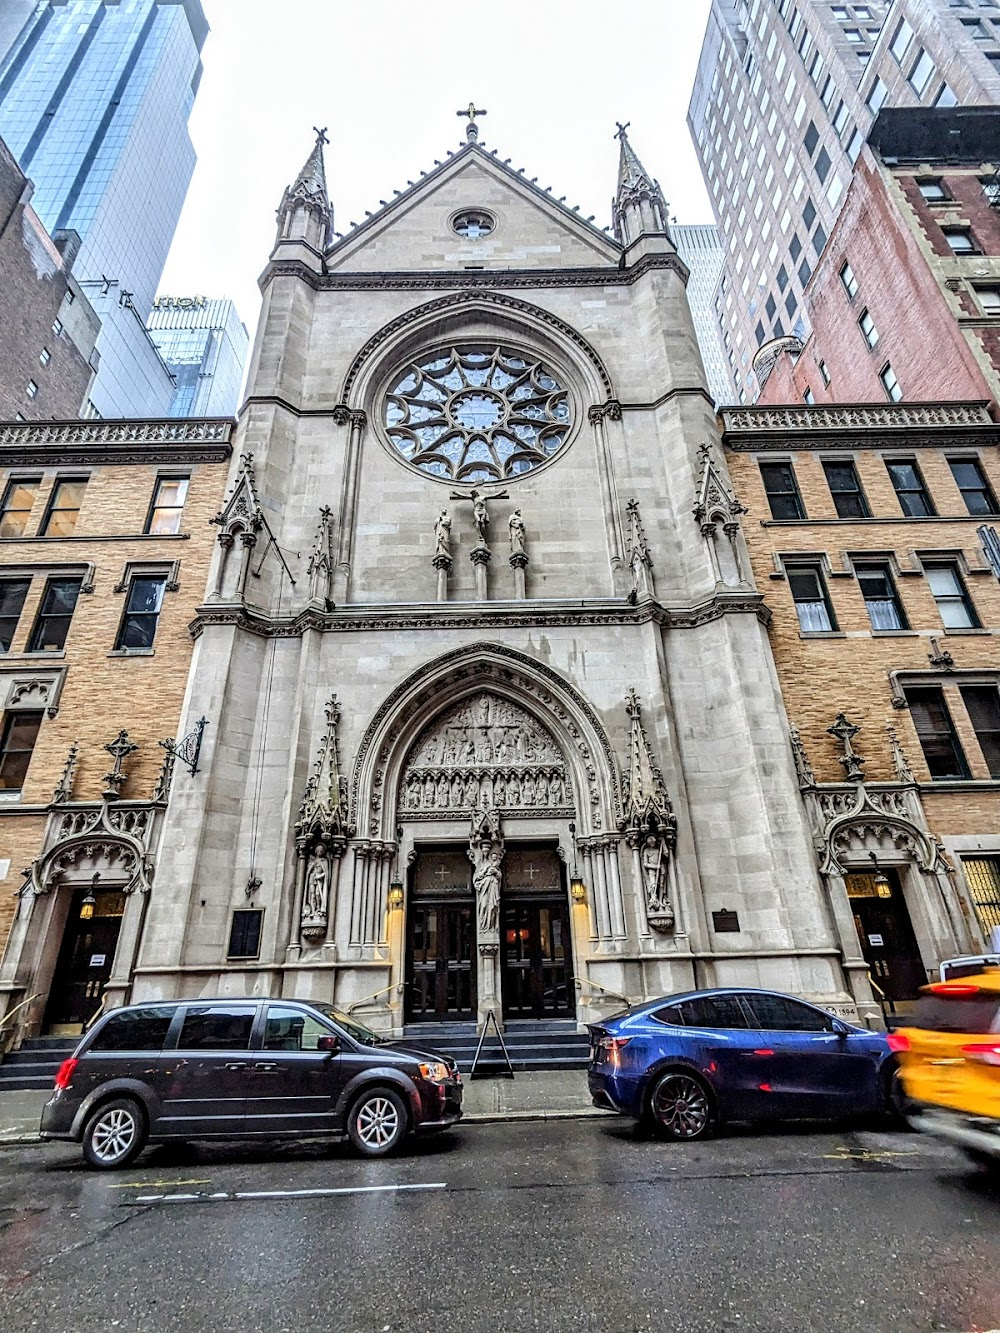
left=612, top=122, right=670, bottom=249
left=275, top=127, right=333, bottom=255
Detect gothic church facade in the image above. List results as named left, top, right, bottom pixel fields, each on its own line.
left=128, top=119, right=873, bottom=1030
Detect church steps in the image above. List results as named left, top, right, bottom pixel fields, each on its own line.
left=401, top=1024, right=591, bottom=1073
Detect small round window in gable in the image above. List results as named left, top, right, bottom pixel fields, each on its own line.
left=452, top=210, right=495, bottom=239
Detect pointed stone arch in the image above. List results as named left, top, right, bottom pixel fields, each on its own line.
left=339, top=289, right=616, bottom=412
left=349, top=643, right=622, bottom=840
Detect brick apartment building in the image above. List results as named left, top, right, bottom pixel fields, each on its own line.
left=758, top=106, right=1000, bottom=405
left=723, top=400, right=1000, bottom=1009
left=0, top=419, right=231, bottom=1038
left=0, top=137, right=100, bottom=422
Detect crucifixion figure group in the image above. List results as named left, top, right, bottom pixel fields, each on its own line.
left=432, top=490, right=530, bottom=602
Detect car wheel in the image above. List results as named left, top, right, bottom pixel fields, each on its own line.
left=649, top=1071, right=713, bottom=1141
left=347, top=1087, right=408, bottom=1157
left=82, top=1098, right=147, bottom=1170
left=886, top=1067, right=915, bottom=1127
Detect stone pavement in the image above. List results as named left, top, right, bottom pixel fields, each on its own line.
left=0, top=1072, right=603, bottom=1145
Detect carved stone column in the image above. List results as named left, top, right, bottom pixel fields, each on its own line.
left=236, top=531, right=257, bottom=601
left=432, top=552, right=452, bottom=602
left=335, top=408, right=367, bottom=601
left=588, top=401, right=625, bottom=590
left=209, top=532, right=235, bottom=600
left=470, top=543, right=491, bottom=601
left=509, top=550, right=528, bottom=600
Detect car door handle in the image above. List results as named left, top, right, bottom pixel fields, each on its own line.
left=254, top=1062, right=279, bottom=1072
left=224, top=1061, right=249, bottom=1070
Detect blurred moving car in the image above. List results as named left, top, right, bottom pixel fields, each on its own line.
left=588, top=987, right=899, bottom=1140
left=891, top=969, right=1000, bottom=1171
left=40, top=997, right=462, bottom=1169
left=938, top=954, right=1000, bottom=982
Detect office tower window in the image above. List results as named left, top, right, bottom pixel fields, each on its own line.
left=866, top=77, right=889, bottom=113
left=52, top=318, right=63, bottom=337
left=760, top=462, right=806, bottom=519
left=823, top=460, right=870, bottom=517
left=812, top=223, right=827, bottom=255
left=975, top=286, right=1000, bottom=315
left=803, top=197, right=817, bottom=228
left=908, top=49, right=936, bottom=95
left=934, top=83, right=958, bottom=107
left=0, top=711, right=43, bottom=793
left=961, top=686, right=1000, bottom=778
left=39, top=348, right=51, bottom=367
left=886, top=459, right=933, bottom=516
left=40, top=479, right=87, bottom=537
left=804, top=121, right=819, bottom=155
left=858, top=309, right=880, bottom=348
left=789, top=234, right=802, bottom=262
left=787, top=565, right=836, bottom=632
left=145, top=477, right=190, bottom=535
left=891, top=16, right=914, bottom=61
left=27, top=578, right=83, bottom=652
left=0, top=579, right=31, bottom=652
left=798, top=258, right=812, bottom=286
left=803, top=387, right=815, bottom=404
left=905, top=687, right=970, bottom=779
left=815, top=148, right=831, bottom=182
left=856, top=563, right=907, bottom=630
left=926, top=563, right=980, bottom=628
left=949, top=458, right=999, bottom=515
left=115, top=577, right=167, bottom=651
left=834, top=102, right=851, bottom=137
left=880, top=363, right=903, bottom=401
left=840, top=261, right=859, bottom=298
left=0, top=477, right=41, bottom=538
left=25, top=381, right=37, bottom=400
left=819, top=360, right=831, bottom=386
left=776, top=264, right=789, bottom=292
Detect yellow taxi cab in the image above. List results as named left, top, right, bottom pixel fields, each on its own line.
left=891, top=969, right=1000, bottom=1170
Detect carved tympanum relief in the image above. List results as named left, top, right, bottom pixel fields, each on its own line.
left=399, top=691, right=571, bottom=818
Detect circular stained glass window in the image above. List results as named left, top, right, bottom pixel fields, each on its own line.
left=383, top=346, right=572, bottom=483
left=452, top=210, right=495, bottom=238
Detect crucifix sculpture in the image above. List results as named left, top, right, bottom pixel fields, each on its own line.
left=313, top=126, right=329, bottom=146
left=827, top=712, right=866, bottom=782
left=103, top=729, right=139, bottom=800
left=614, top=121, right=631, bottom=141
left=456, top=102, right=487, bottom=143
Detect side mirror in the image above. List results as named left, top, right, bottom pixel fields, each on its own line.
left=831, top=1019, right=850, bottom=1037
left=317, top=1034, right=341, bottom=1054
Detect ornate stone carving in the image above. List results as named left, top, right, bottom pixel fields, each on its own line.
left=827, top=713, right=865, bottom=783
left=927, top=636, right=956, bottom=670
left=102, top=731, right=138, bottom=801
left=625, top=499, right=654, bottom=602
left=692, top=442, right=748, bottom=528
left=433, top=510, right=452, bottom=561
left=618, top=689, right=677, bottom=932
left=399, top=692, right=570, bottom=820
left=301, top=842, right=331, bottom=940
left=789, top=726, right=816, bottom=788
left=52, top=742, right=79, bottom=805
left=25, top=802, right=156, bottom=897
left=307, top=507, right=336, bottom=610
left=468, top=805, right=504, bottom=936
left=295, top=696, right=353, bottom=941
left=212, top=452, right=263, bottom=539
left=886, top=725, right=916, bottom=785
left=721, top=402, right=993, bottom=434
left=508, top=509, right=526, bottom=556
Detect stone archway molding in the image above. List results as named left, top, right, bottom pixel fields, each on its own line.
left=812, top=784, right=939, bottom=876
left=350, top=643, right=622, bottom=840
left=25, top=803, right=155, bottom=898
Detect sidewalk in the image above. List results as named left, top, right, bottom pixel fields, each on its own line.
left=0, top=1073, right=606, bottom=1146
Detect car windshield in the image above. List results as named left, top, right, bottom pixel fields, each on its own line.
left=908, top=993, right=1000, bottom=1034
left=309, top=1003, right=383, bottom=1046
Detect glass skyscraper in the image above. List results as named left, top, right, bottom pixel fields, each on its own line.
left=147, top=297, right=249, bottom=418
left=0, top=0, right=209, bottom=418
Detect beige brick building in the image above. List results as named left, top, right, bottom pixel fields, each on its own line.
left=724, top=401, right=1000, bottom=1009
left=0, top=419, right=231, bottom=1036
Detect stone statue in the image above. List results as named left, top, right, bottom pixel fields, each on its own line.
left=641, top=833, right=673, bottom=922
left=508, top=508, right=526, bottom=554
left=471, top=490, right=489, bottom=545
left=302, top=843, right=329, bottom=926
left=434, top=510, right=452, bottom=559
left=473, top=849, right=503, bottom=934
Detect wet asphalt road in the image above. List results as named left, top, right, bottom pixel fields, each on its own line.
left=0, top=1117, right=998, bottom=1333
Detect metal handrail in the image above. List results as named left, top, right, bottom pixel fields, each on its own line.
left=0, top=992, right=41, bottom=1036
left=574, top=977, right=631, bottom=1011
left=84, top=994, right=108, bottom=1032
left=347, top=982, right=403, bottom=1015
left=866, top=970, right=897, bottom=1028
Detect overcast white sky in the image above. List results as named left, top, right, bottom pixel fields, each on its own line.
left=159, top=0, right=715, bottom=336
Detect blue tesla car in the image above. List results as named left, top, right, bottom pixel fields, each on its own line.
left=588, top=988, right=899, bottom=1140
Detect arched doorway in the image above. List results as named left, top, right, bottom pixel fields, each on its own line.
left=43, top=880, right=128, bottom=1032
left=396, top=690, right=578, bottom=1025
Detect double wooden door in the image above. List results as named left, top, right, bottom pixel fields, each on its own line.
left=44, top=888, right=125, bottom=1031
left=501, top=898, right=574, bottom=1019
left=847, top=871, right=926, bottom=1001
left=405, top=901, right=476, bottom=1022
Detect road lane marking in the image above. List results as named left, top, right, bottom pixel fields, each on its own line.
left=127, top=1182, right=448, bottom=1206
left=822, top=1147, right=920, bottom=1161
left=107, top=1179, right=213, bottom=1189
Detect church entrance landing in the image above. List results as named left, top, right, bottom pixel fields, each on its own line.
left=404, top=843, right=574, bottom=1024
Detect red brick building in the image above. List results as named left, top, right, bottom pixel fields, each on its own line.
left=758, top=107, right=1000, bottom=409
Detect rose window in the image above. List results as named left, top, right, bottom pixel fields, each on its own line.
left=384, top=346, right=571, bottom=482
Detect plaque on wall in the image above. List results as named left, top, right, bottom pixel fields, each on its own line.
left=712, top=909, right=741, bottom=933
left=413, top=850, right=473, bottom=897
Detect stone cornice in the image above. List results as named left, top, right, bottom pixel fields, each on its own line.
left=189, top=591, right=770, bottom=640
left=721, top=401, right=999, bottom=451
left=260, top=251, right=688, bottom=296
left=0, top=418, right=235, bottom=467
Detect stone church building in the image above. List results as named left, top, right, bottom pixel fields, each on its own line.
left=122, top=117, right=874, bottom=1031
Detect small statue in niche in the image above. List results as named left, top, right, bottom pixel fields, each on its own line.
left=509, top=508, right=526, bottom=555
left=473, top=849, right=504, bottom=934
left=471, top=490, right=490, bottom=545
left=641, top=832, right=674, bottom=929
left=434, top=510, right=452, bottom=559
left=302, top=843, right=329, bottom=929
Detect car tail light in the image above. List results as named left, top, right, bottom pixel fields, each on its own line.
left=886, top=1032, right=911, bottom=1053
left=929, top=983, right=980, bottom=996
left=54, top=1058, right=78, bottom=1091
left=598, top=1036, right=631, bottom=1067
left=961, top=1043, right=1000, bottom=1067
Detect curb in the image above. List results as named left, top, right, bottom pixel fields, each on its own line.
left=0, top=1132, right=42, bottom=1146
left=462, top=1108, right=612, bottom=1124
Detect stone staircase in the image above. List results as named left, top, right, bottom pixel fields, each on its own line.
left=402, top=1019, right=591, bottom=1074
left=0, top=1037, right=77, bottom=1093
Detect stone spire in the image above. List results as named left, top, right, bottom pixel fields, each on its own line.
left=275, top=127, right=333, bottom=255
left=612, top=122, right=671, bottom=250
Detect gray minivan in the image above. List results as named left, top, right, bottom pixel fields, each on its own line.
left=40, top=997, right=463, bottom=1169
